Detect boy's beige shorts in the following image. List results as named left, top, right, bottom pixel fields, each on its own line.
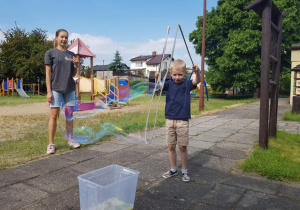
left=166, top=119, right=189, bottom=146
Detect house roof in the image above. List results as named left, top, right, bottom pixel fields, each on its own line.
left=130, top=55, right=153, bottom=61
left=93, top=65, right=109, bottom=71
left=146, top=54, right=171, bottom=65
left=67, top=38, right=96, bottom=58
left=130, top=54, right=171, bottom=65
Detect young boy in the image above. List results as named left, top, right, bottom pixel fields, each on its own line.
left=155, top=59, right=200, bottom=182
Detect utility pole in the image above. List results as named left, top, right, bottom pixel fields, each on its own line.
left=199, top=0, right=206, bottom=111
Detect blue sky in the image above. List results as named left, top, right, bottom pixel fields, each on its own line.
left=0, top=0, right=219, bottom=67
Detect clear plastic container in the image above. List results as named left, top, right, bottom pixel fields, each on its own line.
left=78, top=164, right=140, bottom=210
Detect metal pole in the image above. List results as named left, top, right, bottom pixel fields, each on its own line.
left=259, top=0, right=272, bottom=149
left=199, top=0, right=206, bottom=111
left=103, top=60, right=105, bottom=79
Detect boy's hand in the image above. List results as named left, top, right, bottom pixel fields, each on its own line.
left=192, top=65, right=199, bottom=72
left=155, top=71, right=159, bottom=79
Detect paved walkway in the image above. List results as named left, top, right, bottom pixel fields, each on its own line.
left=0, top=98, right=299, bottom=209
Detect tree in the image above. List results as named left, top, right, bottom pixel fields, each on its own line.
left=107, top=50, right=127, bottom=72
left=0, top=27, right=52, bottom=82
left=189, top=0, right=300, bottom=93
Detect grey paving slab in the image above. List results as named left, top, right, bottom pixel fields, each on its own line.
left=200, top=183, right=245, bottom=208
left=189, top=153, right=237, bottom=173
left=70, top=155, right=115, bottom=174
left=25, top=168, right=82, bottom=194
left=191, top=203, right=220, bottom=210
left=216, top=141, right=253, bottom=151
left=190, top=134, right=225, bottom=143
left=0, top=183, right=49, bottom=210
left=87, top=141, right=130, bottom=153
left=16, top=155, right=76, bottom=175
left=202, top=146, right=248, bottom=160
left=277, top=183, right=300, bottom=201
left=135, top=178, right=213, bottom=210
left=188, top=166, right=228, bottom=185
left=222, top=173, right=282, bottom=195
left=0, top=167, right=38, bottom=188
left=235, top=190, right=300, bottom=210
left=203, top=130, right=234, bottom=138
left=22, top=186, right=80, bottom=210
left=188, top=140, right=215, bottom=150
left=59, top=147, right=105, bottom=162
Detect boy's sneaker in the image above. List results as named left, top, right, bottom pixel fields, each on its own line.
left=46, top=144, right=55, bottom=154
left=68, top=140, right=80, bottom=148
left=162, top=170, right=178, bottom=178
left=182, top=173, right=190, bottom=182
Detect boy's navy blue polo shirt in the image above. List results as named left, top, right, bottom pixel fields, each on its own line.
left=163, top=79, right=196, bottom=120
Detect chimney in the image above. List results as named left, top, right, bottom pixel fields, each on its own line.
left=152, top=51, right=156, bottom=56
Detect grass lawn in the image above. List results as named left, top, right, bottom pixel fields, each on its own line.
left=282, top=110, right=300, bottom=122
left=239, top=131, right=300, bottom=183
left=0, top=94, right=46, bottom=106
left=0, top=94, right=258, bottom=169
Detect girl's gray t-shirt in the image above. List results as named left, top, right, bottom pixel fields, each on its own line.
left=44, top=48, right=76, bottom=93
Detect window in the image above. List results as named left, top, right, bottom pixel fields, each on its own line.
left=136, top=62, right=143, bottom=67
left=164, top=62, right=167, bottom=69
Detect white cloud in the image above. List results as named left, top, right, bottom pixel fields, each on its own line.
left=48, top=32, right=203, bottom=68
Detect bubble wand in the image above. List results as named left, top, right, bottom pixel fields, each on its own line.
left=144, top=25, right=178, bottom=144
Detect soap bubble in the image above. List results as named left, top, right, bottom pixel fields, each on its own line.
left=58, top=82, right=161, bottom=145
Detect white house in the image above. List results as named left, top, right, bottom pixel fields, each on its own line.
left=130, top=51, right=173, bottom=78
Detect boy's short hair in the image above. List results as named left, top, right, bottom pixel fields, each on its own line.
left=170, top=59, right=186, bottom=71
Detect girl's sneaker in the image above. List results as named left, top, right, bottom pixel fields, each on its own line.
left=46, top=144, right=55, bottom=154
left=182, top=173, right=190, bottom=182
left=162, top=170, right=178, bottom=178
left=68, top=140, right=80, bottom=148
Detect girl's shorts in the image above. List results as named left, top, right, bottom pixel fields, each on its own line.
left=50, top=90, right=75, bottom=108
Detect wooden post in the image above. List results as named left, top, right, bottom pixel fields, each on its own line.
left=76, top=54, right=81, bottom=101
left=90, top=57, right=94, bottom=101
left=269, top=14, right=283, bottom=137
left=199, top=0, right=206, bottom=111
left=12, top=77, right=14, bottom=97
left=38, top=82, right=40, bottom=95
left=258, top=0, right=272, bottom=149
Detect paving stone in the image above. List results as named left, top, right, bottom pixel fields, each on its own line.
left=88, top=141, right=130, bottom=153
left=222, top=173, right=281, bottom=195
left=25, top=168, right=82, bottom=193
left=188, top=139, right=215, bottom=149
left=22, top=185, right=80, bottom=210
left=201, top=183, right=245, bottom=208
left=0, top=183, right=49, bottom=210
left=202, top=146, right=247, bottom=160
left=0, top=168, right=38, bottom=188
left=191, top=135, right=225, bottom=143
left=216, top=141, right=252, bottom=151
left=17, top=155, right=75, bottom=175
left=235, top=190, right=300, bottom=209
left=203, top=130, right=233, bottom=138
left=189, top=153, right=237, bottom=173
left=277, top=183, right=300, bottom=201
left=135, top=178, right=212, bottom=209
left=59, top=148, right=105, bottom=162
left=189, top=166, right=228, bottom=185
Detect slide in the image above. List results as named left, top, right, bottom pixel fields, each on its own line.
left=15, top=83, right=30, bottom=98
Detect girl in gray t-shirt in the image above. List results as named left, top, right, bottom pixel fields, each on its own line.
left=44, top=29, right=80, bottom=154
